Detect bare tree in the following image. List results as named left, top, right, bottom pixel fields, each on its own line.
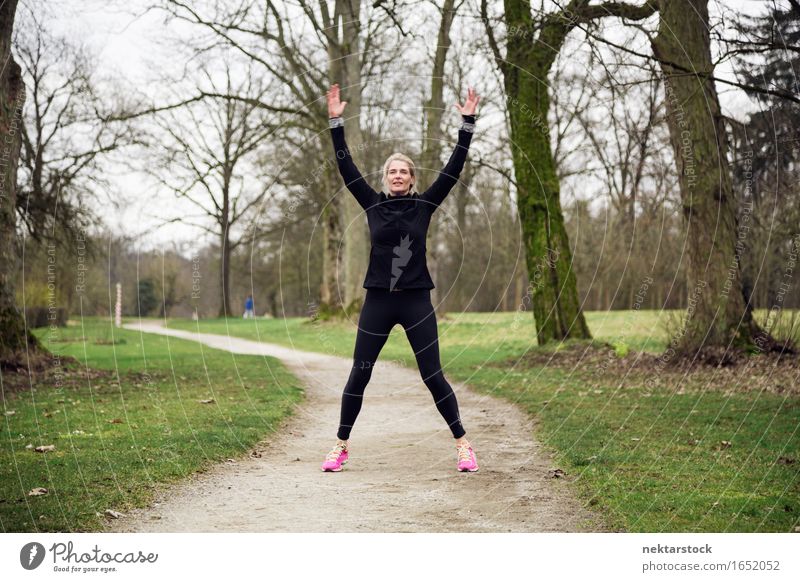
left=571, top=58, right=671, bottom=307
left=146, top=62, right=278, bottom=317
left=14, top=7, right=135, bottom=244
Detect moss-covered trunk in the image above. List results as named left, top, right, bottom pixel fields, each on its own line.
left=502, top=0, right=591, bottom=344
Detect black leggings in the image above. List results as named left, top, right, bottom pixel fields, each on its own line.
left=337, top=288, right=466, bottom=440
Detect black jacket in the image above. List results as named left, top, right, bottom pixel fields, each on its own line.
left=329, top=114, right=475, bottom=290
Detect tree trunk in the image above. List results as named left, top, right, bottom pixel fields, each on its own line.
left=651, top=0, right=765, bottom=355
left=0, top=0, right=40, bottom=362
left=218, top=225, right=232, bottom=317
left=449, top=161, right=473, bottom=311
left=502, top=0, right=591, bottom=345
left=336, top=0, right=368, bottom=314
left=319, top=170, right=343, bottom=314
left=424, top=0, right=457, bottom=316
left=514, top=268, right=523, bottom=311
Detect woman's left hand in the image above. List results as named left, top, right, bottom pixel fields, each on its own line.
left=455, top=87, right=479, bottom=116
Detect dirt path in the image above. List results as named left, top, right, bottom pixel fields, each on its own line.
left=110, top=320, right=608, bottom=532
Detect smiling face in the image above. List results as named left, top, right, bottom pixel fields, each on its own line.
left=386, top=160, right=415, bottom=196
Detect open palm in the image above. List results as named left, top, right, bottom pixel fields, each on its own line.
left=327, top=83, right=347, bottom=117
left=455, top=87, right=479, bottom=116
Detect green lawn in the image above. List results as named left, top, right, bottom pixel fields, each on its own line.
left=0, top=318, right=303, bottom=532
left=165, top=309, right=800, bottom=533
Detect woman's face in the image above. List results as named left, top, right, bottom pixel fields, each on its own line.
left=386, top=160, right=414, bottom=196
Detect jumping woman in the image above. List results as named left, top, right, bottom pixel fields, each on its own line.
left=322, top=83, right=480, bottom=473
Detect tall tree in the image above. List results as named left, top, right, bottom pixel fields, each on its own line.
left=422, top=0, right=460, bottom=314
left=0, top=0, right=38, bottom=363
left=482, top=0, right=657, bottom=344
left=650, top=0, right=781, bottom=356
left=321, top=0, right=369, bottom=314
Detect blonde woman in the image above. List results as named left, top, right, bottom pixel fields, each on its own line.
left=322, top=83, right=479, bottom=473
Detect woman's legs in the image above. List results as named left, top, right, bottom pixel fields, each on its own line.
left=336, top=290, right=396, bottom=440
left=401, top=291, right=467, bottom=439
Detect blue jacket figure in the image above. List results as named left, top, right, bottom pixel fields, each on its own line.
left=243, top=295, right=255, bottom=319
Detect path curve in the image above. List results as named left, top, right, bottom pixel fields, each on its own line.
left=110, top=320, right=608, bottom=532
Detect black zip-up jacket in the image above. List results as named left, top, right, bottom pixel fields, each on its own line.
left=329, top=114, right=475, bottom=290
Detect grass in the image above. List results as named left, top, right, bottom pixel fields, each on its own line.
left=162, top=309, right=674, bottom=357
left=164, top=309, right=800, bottom=532
left=0, top=317, right=303, bottom=532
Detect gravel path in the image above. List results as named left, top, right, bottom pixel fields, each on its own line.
left=109, top=320, right=608, bottom=532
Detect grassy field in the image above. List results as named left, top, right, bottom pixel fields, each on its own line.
left=165, top=309, right=800, bottom=533
left=0, top=318, right=303, bottom=532
left=166, top=309, right=672, bottom=355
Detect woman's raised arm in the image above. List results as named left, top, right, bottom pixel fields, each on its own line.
left=327, top=84, right=378, bottom=211
left=421, top=87, right=479, bottom=208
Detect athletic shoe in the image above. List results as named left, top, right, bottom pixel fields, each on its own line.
left=321, top=442, right=349, bottom=472
left=456, top=442, right=479, bottom=472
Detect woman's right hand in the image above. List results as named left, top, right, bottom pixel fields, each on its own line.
left=327, top=83, right=347, bottom=118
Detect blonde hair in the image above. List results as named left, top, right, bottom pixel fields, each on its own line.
left=382, top=153, right=417, bottom=194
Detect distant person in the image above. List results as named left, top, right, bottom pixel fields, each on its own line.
left=321, top=83, right=479, bottom=473
left=243, top=295, right=255, bottom=319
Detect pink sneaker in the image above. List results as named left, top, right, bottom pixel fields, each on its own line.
left=321, top=442, right=349, bottom=472
left=456, top=442, right=479, bottom=472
